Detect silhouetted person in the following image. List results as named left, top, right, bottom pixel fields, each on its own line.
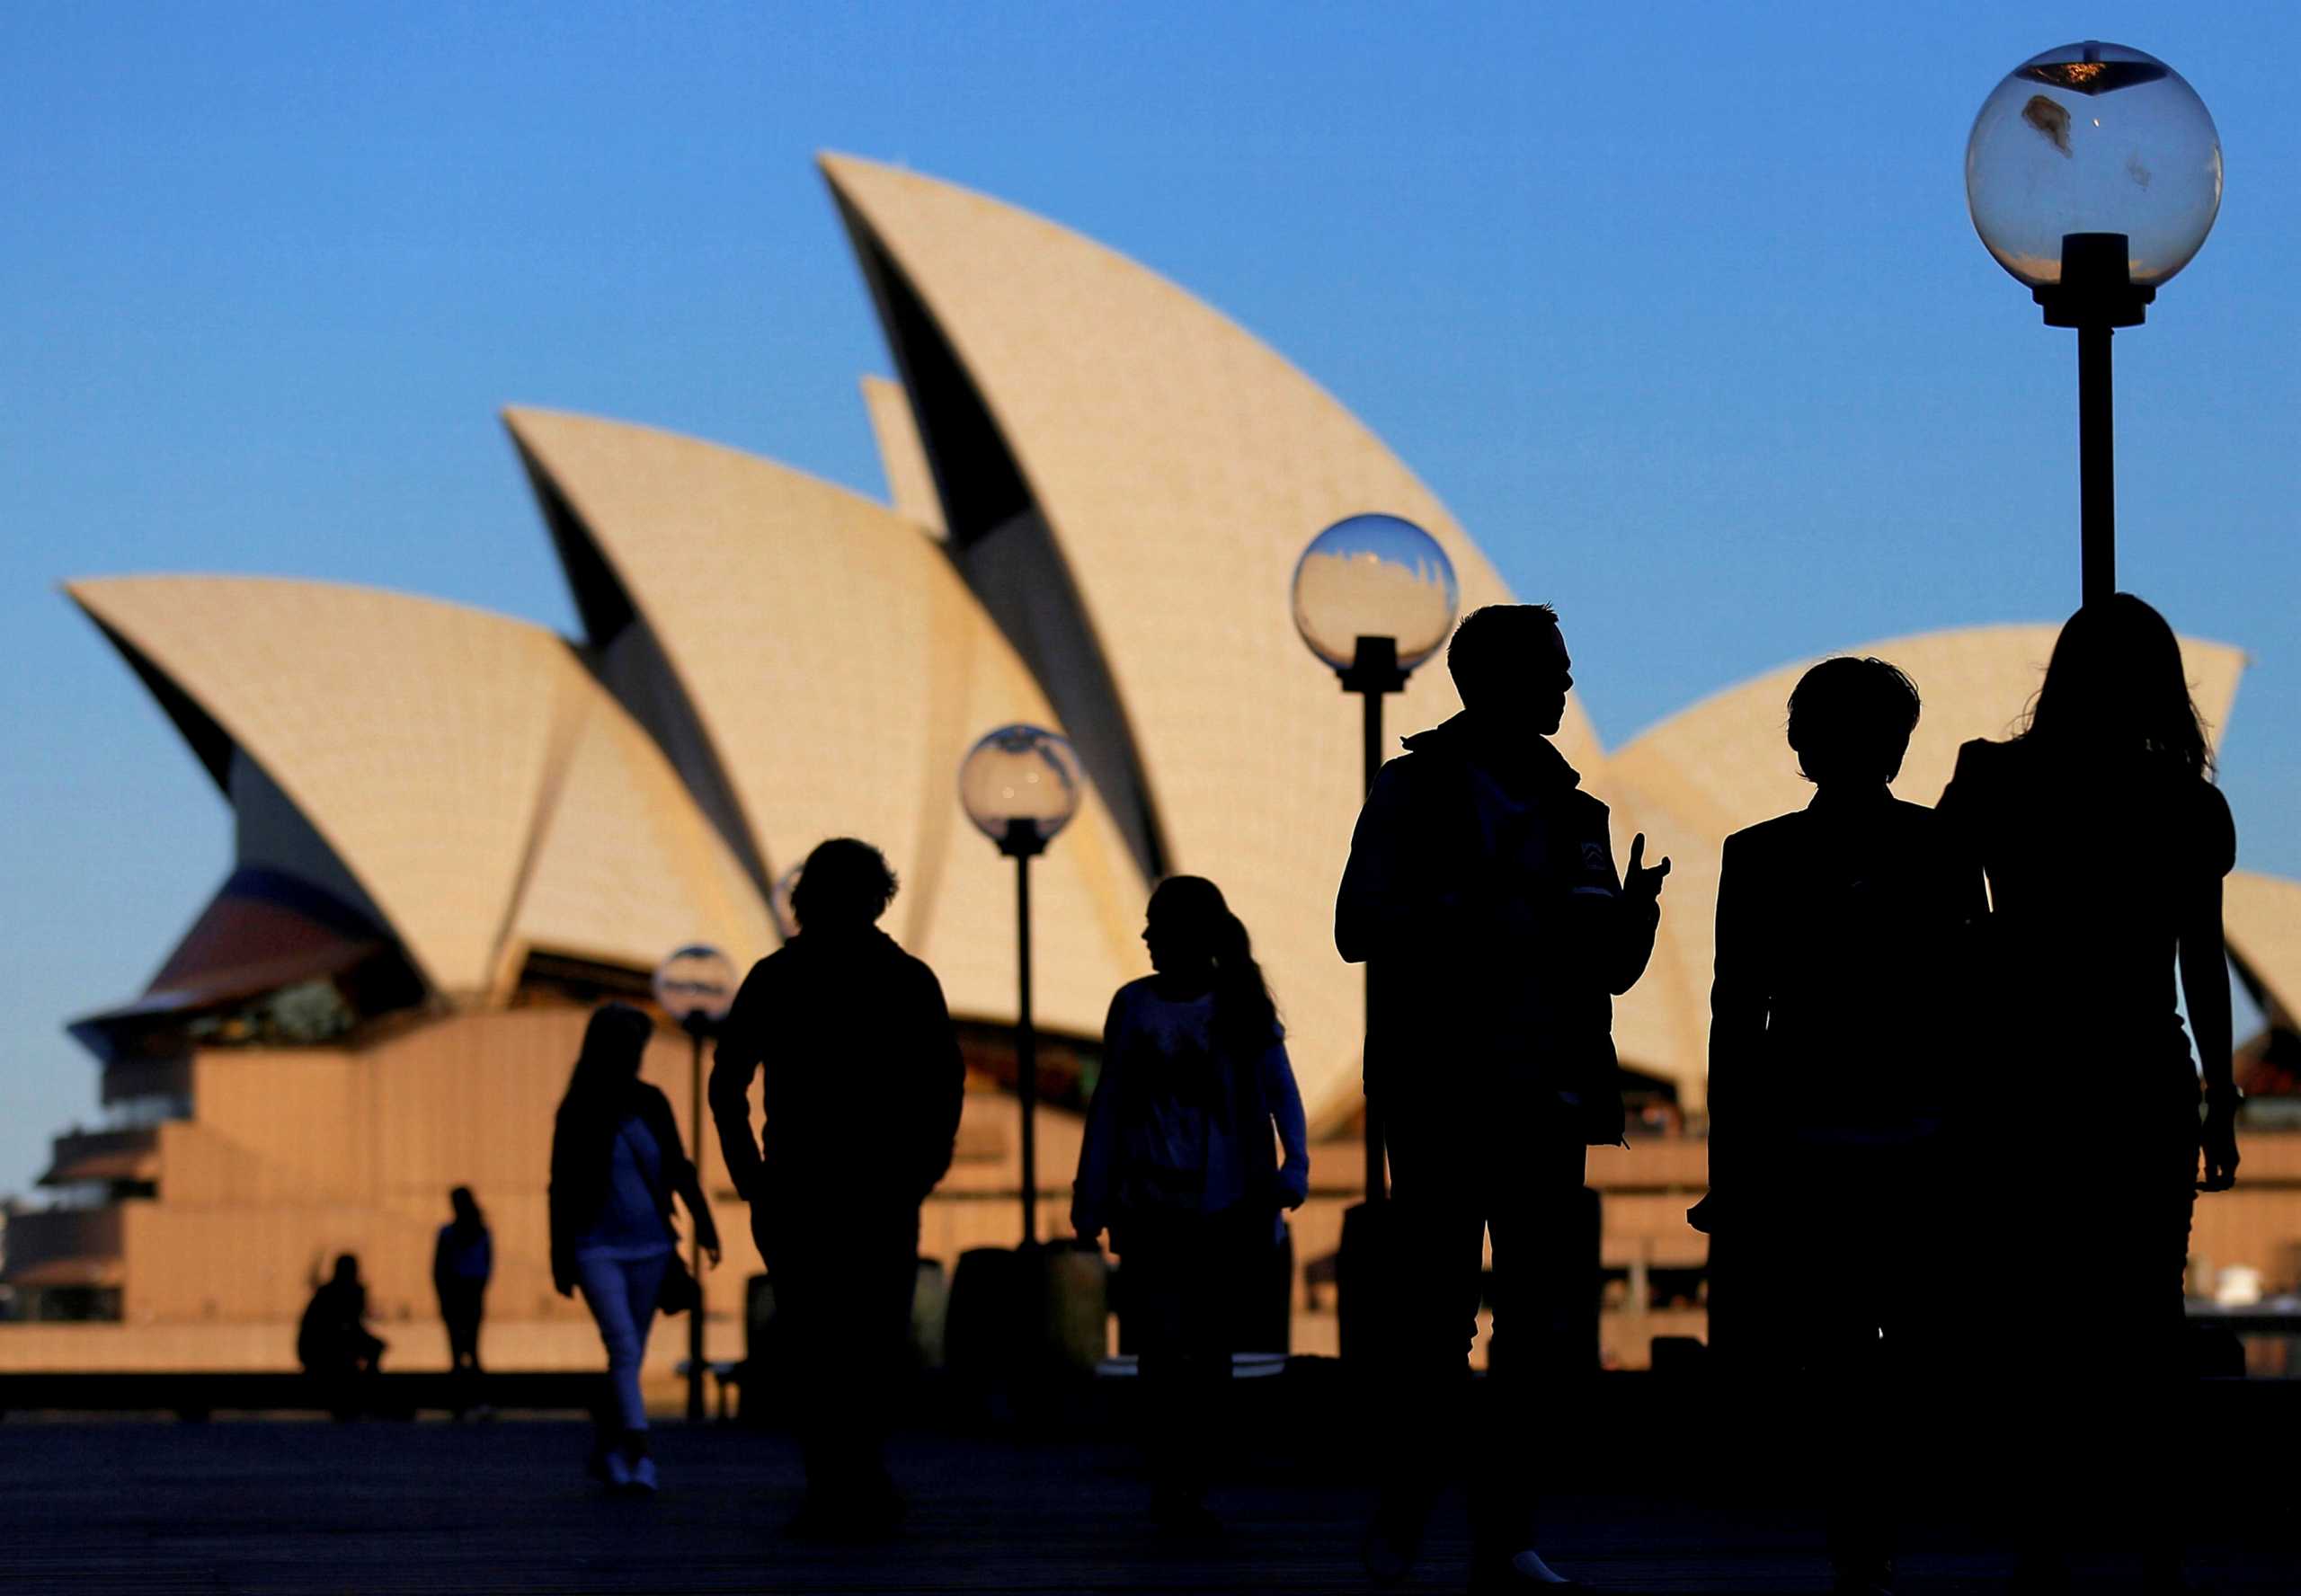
left=549, top=1001, right=722, bottom=1496
left=298, top=1252, right=386, bottom=1420
left=1691, top=656, right=1985, bottom=1596
left=711, top=838, right=964, bottom=1538
left=433, top=1185, right=493, bottom=1416
left=1337, top=603, right=1669, bottom=1592
left=1935, top=595, right=2239, bottom=1596
left=1072, top=875, right=1310, bottom=1535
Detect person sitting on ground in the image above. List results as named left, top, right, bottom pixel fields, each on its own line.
left=298, top=1253, right=388, bottom=1419
left=1072, top=874, right=1311, bottom=1537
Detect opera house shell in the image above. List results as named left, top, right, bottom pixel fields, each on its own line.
left=7, top=155, right=2297, bottom=1371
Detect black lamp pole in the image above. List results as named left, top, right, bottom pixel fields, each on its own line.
left=999, top=816, right=1047, bottom=1246
left=1338, top=634, right=1407, bottom=1201
left=681, top=1009, right=713, bottom=1423
left=2036, top=230, right=2153, bottom=607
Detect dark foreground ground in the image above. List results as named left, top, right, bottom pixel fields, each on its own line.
left=3, top=1412, right=2294, bottom=1596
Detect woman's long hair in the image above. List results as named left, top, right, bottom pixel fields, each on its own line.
left=555, top=1002, right=653, bottom=1153
left=2022, top=593, right=2214, bottom=778
left=1150, top=875, right=1283, bottom=1055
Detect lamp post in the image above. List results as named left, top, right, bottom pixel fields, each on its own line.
left=652, top=943, right=739, bottom=1423
left=1966, top=40, right=2221, bottom=605
left=1292, top=513, right=1459, bottom=1356
left=959, top=724, right=1084, bottom=1246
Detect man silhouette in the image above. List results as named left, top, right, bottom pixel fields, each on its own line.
left=710, top=838, right=964, bottom=1537
left=1692, top=656, right=1984, bottom=1596
left=1337, top=603, right=1668, bottom=1592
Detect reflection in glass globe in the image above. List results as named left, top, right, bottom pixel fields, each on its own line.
left=1291, top=514, right=1461, bottom=673
left=652, top=943, right=739, bottom=1025
left=1966, top=40, right=2220, bottom=290
left=959, top=724, right=1084, bottom=847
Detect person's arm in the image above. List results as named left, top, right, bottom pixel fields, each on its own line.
left=431, top=1228, right=450, bottom=1299
left=1602, top=829, right=1669, bottom=994
left=707, top=962, right=771, bottom=1203
left=1258, top=1038, right=1311, bottom=1209
left=2187, top=788, right=2241, bottom=1192
left=653, top=1089, right=722, bottom=1263
left=1705, top=834, right=1766, bottom=1209
left=913, top=966, right=964, bottom=1201
left=1337, top=760, right=1437, bottom=964
left=546, top=1114, right=576, bottom=1296
left=476, top=1229, right=492, bottom=1287
left=1071, top=993, right=1128, bottom=1242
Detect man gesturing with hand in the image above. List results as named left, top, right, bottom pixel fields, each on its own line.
left=1337, top=603, right=1667, bottom=1592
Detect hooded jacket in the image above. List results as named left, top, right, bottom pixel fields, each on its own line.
left=1335, top=713, right=1657, bottom=1142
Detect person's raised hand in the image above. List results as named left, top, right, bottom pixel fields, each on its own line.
left=2201, top=1093, right=2242, bottom=1193
left=1625, top=833, right=1672, bottom=903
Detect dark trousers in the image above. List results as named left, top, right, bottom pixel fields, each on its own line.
left=1380, top=1086, right=1590, bottom=1556
left=1118, top=1205, right=1272, bottom=1506
left=439, top=1282, right=484, bottom=1372
left=757, top=1207, right=920, bottom=1502
left=2001, top=1083, right=2199, bottom=1572
left=1706, top=1143, right=1954, bottom=1579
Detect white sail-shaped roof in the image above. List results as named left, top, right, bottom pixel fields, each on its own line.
left=69, top=576, right=775, bottom=1001
left=501, top=406, right=1148, bottom=1042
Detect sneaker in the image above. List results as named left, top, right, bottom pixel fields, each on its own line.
left=1468, top=1549, right=1582, bottom=1592
left=626, top=1456, right=658, bottom=1496
left=601, top=1450, right=633, bottom=1491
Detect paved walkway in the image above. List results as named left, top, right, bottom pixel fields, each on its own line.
left=2, top=1418, right=2291, bottom=1593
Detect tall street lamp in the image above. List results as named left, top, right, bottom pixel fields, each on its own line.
left=1292, top=513, right=1458, bottom=1353
left=960, top=724, right=1084, bottom=1246
left=1967, top=40, right=2221, bottom=605
left=653, top=942, right=739, bottom=1423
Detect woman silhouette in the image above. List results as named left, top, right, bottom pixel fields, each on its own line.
left=1072, top=875, right=1310, bottom=1535
left=549, top=1002, right=721, bottom=1495
left=1937, top=594, right=2240, bottom=1594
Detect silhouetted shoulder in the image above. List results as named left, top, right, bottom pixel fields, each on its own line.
left=1722, top=811, right=1809, bottom=855
left=2191, top=777, right=2237, bottom=878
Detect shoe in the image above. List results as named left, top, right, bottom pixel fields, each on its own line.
left=625, top=1456, right=658, bottom=1496
left=1468, top=1548, right=1581, bottom=1591
left=1362, top=1487, right=1431, bottom=1586
left=601, top=1450, right=633, bottom=1491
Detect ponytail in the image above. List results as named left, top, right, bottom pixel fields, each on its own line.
left=1149, top=875, right=1283, bottom=1056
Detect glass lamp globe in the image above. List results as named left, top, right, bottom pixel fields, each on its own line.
left=959, top=724, right=1084, bottom=848
left=1291, top=514, right=1461, bottom=674
left=1966, top=40, right=2221, bottom=290
left=652, top=943, right=738, bottom=1027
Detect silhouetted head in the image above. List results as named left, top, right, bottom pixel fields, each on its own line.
left=1142, top=875, right=1282, bottom=1052
left=789, top=838, right=899, bottom=932
left=1447, top=604, right=1569, bottom=737
left=2025, top=593, right=2213, bottom=777
left=562, top=1001, right=652, bottom=1110
left=1787, top=656, right=1922, bottom=789
left=449, top=1185, right=482, bottom=1228
left=331, top=1254, right=360, bottom=1286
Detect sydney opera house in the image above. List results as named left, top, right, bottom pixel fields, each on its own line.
left=6, top=155, right=2297, bottom=1372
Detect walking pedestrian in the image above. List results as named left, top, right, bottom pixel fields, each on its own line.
left=711, top=838, right=964, bottom=1538
left=1337, top=602, right=1669, bottom=1592
left=433, top=1185, right=493, bottom=1417
left=1071, top=874, right=1311, bottom=1534
left=549, top=1002, right=722, bottom=1495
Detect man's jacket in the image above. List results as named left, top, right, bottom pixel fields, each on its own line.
left=1334, top=713, right=1658, bottom=1144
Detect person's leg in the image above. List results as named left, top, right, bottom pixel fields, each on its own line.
left=1475, top=1122, right=1589, bottom=1580
left=1124, top=1219, right=1202, bottom=1520
left=576, top=1252, right=662, bottom=1460
left=615, top=1251, right=671, bottom=1461
left=1368, top=1090, right=1488, bottom=1581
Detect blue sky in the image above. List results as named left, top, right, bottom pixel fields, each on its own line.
left=3, top=4, right=2294, bottom=1196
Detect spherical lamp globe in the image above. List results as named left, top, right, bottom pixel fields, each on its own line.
left=959, top=724, right=1084, bottom=851
left=1966, top=40, right=2221, bottom=291
left=652, top=944, right=739, bottom=1028
left=1292, top=514, right=1460, bottom=677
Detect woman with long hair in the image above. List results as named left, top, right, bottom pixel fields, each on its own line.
left=548, top=1001, right=721, bottom=1494
left=1071, top=875, right=1310, bottom=1533
left=1938, top=594, right=2240, bottom=1594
